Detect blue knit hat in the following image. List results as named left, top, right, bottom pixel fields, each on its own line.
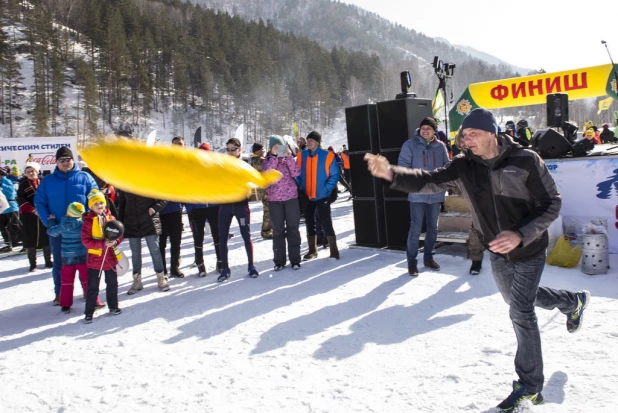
left=461, top=108, right=498, bottom=135
left=268, top=135, right=285, bottom=150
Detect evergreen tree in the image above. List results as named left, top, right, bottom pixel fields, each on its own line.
left=76, top=59, right=99, bottom=135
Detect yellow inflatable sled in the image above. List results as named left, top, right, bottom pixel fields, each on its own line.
left=80, top=140, right=282, bottom=203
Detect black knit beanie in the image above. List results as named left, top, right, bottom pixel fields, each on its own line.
left=251, top=142, right=264, bottom=154
left=55, top=146, right=73, bottom=160
left=306, top=131, right=322, bottom=143
left=462, top=109, right=498, bottom=134
left=419, top=117, right=437, bottom=132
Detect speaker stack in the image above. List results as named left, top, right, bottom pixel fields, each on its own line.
left=346, top=98, right=432, bottom=249
left=345, top=104, right=386, bottom=247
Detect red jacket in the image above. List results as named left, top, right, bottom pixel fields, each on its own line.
left=81, top=209, right=124, bottom=271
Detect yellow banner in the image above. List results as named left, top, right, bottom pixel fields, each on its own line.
left=598, top=96, right=613, bottom=114
left=469, top=65, right=613, bottom=109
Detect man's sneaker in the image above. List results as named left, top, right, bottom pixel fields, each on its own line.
left=408, top=264, right=419, bottom=277
left=84, top=315, right=93, bottom=324
left=470, top=260, right=482, bottom=275
left=291, top=263, right=301, bottom=270
left=217, top=268, right=231, bottom=282
left=109, top=308, right=122, bottom=315
left=424, top=259, right=440, bottom=270
left=567, top=290, right=591, bottom=333
left=274, top=264, right=285, bottom=271
left=61, top=306, right=71, bottom=314
left=497, top=381, right=544, bottom=412
left=197, top=263, right=207, bottom=277
left=248, top=266, right=259, bottom=278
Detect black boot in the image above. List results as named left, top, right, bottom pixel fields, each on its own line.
left=27, top=248, right=37, bottom=272
left=470, top=260, right=482, bottom=275
left=43, top=246, right=53, bottom=268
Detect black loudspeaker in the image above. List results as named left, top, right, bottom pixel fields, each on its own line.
left=546, top=93, right=569, bottom=128
left=384, top=199, right=411, bottom=249
left=345, top=104, right=379, bottom=153
left=352, top=199, right=386, bottom=247
left=532, top=129, right=572, bottom=159
left=571, top=138, right=594, bottom=157
left=380, top=150, right=407, bottom=199
left=376, top=98, right=432, bottom=150
left=349, top=152, right=383, bottom=198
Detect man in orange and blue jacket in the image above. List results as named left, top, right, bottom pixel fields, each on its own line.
left=296, top=131, right=341, bottom=260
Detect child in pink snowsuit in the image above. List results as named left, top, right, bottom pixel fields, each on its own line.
left=47, top=202, right=103, bottom=313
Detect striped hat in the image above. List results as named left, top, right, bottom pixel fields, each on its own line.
left=66, top=202, right=85, bottom=218
left=87, top=189, right=106, bottom=209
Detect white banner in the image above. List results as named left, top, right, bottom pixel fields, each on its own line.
left=0, top=136, right=77, bottom=174
left=546, top=156, right=618, bottom=253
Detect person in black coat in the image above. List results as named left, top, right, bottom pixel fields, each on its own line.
left=600, top=124, right=617, bottom=143
left=17, top=162, right=51, bottom=271
left=118, top=191, right=169, bottom=294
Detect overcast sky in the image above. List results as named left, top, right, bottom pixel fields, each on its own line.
left=341, top=0, right=617, bottom=73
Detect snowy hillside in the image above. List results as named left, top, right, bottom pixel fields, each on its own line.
left=1, top=200, right=616, bottom=412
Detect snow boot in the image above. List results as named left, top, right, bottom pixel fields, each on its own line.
left=327, top=236, right=339, bottom=259
left=157, top=272, right=170, bottom=292
left=303, top=235, right=318, bottom=261
left=217, top=268, right=231, bottom=282
left=127, top=272, right=143, bottom=295
left=470, top=260, right=482, bottom=275
left=170, top=267, right=185, bottom=278
left=424, top=259, right=440, bottom=270
left=27, top=248, right=37, bottom=272
left=248, top=265, right=259, bottom=278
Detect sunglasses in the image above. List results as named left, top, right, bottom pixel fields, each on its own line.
left=226, top=147, right=239, bottom=152
left=57, top=157, right=73, bottom=163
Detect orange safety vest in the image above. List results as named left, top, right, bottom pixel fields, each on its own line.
left=340, top=152, right=350, bottom=169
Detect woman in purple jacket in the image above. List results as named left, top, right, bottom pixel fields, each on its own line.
left=262, top=135, right=302, bottom=271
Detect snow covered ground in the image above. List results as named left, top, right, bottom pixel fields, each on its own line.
left=1, top=200, right=617, bottom=412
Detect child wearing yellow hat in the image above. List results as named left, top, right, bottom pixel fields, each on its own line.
left=81, top=189, right=123, bottom=324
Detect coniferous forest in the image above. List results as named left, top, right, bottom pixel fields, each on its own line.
left=0, top=0, right=383, bottom=143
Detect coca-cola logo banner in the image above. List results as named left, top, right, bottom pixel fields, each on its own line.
left=0, top=136, right=78, bottom=171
